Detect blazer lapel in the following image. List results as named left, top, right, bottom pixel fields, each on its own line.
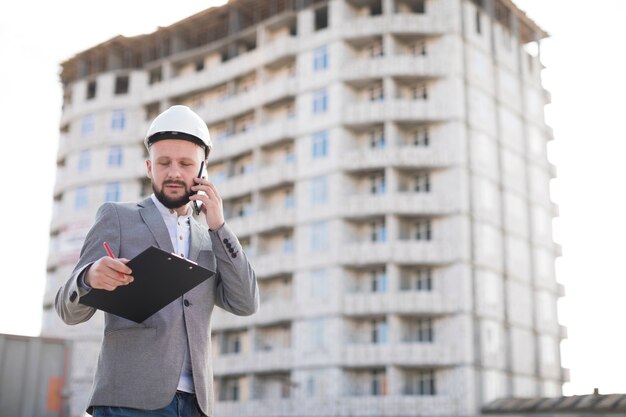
left=189, top=216, right=209, bottom=262
left=138, top=197, right=174, bottom=252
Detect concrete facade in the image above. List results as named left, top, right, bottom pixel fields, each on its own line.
left=43, top=0, right=565, bottom=415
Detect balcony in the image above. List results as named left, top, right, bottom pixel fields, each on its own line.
left=342, top=343, right=457, bottom=367
left=144, top=49, right=262, bottom=103
left=213, top=349, right=293, bottom=375
left=258, top=118, right=298, bottom=147
left=343, top=14, right=448, bottom=39
left=261, top=36, right=299, bottom=67
left=342, top=192, right=454, bottom=218
left=211, top=116, right=298, bottom=163
left=256, top=207, right=296, bottom=234
left=341, top=241, right=457, bottom=266
left=343, top=55, right=445, bottom=80
left=343, top=99, right=448, bottom=125
left=255, top=299, right=296, bottom=325
left=218, top=174, right=256, bottom=200
left=252, top=252, right=296, bottom=278
left=257, top=163, right=297, bottom=190
left=211, top=307, right=255, bottom=330
left=53, top=164, right=145, bottom=196
left=343, top=291, right=454, bottom=316
left=215, top=396, right=458, bottom=417
left=211, top=130, right=257, bottom=162
left=342, top=146, right=456, bottom=170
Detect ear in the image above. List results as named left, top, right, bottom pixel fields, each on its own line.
left=146, top=159, right=152, bottom=179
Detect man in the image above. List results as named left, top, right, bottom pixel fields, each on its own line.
left=56, top=105, right=259, bottom=417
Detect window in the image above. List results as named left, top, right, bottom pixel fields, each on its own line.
left=114, top=75, right=129, bottom=95
left=370, top=129, right=385, bottom=149
left=411, top=40, right=427, bottom=56
left=283, top=234, right=294, bottom=253
left=401, top=268, right=433, bottom=291
left=413, top=127, right=430, bottom=146
left=371, top=319, right=388, bottom=344
left=108, top=145, right=123, bottom=167
left=416, top=0, right=426, bottom=14
left=80, top=115, right=95, bottom=137
left=86, top=80, right=97, bottom=100
left=367, top=41, right=383, bottom=58
left=78, top=150, right=90, bottom=172
left=311, top=176, right=328, bottom=206
left=104, top=182, right=121, bottom=202
left=311, top=319, right=326, bottom=349
left=312, top=131, right=328, bottom=158
left=314, top=6, right=328, bottom=31
left=368, top=82, right=384, bottom=102
left=313, top=89, right=328, bottom=114
left=416, top=268, right=432, bottom=291
left=195, top=60, right=205, bottom=72
left=74, top=187, right=88, bottom=210
left=149, top=67, right=163, bottom=85
left=110, top=110, right=126, bottom=131
left=285, top=146, right=295, bottom=163
left=284, top=189, right=295, bottom=208
left=313, top=46, right=329, bottom=71
left=371, top=370, right=387, bottom=396
left=311, top=221, right=329, bottom=251
left=220, top=378, right=240, bottom=401
left=414, top=172, right=431, bottom=192
left=370, top=174, right=386, bottom=195
left=475, top=10, right=482, bottom=35
left=412, top=84, right=428, bottom=100
left=404, top=370, right=436, bottom=396
left=404, top=318, right=434, bottom=343
left=221, top=332, right=242, bottom=355
left=311, top=269, right=329, bottom=299
left=414, top=220, right=432, bottom=240
left=370, top=269, right=387, bottom=293
left=370, top=221, right=387, bottom=242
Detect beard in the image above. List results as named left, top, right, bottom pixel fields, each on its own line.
left=153, top=180, right=193, bottom=209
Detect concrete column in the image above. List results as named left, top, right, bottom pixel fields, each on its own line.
left=382, top=0, right=394, bottom=15
left=386, top=213, right=399, bottom=242
left=387, top=366, right=402, bottom=396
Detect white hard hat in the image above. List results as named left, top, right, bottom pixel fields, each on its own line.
left=145, top=105, right=212, bottom=158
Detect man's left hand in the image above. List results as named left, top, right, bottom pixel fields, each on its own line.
left=190, top=177, right=225, bottom=230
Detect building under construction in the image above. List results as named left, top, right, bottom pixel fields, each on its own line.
left=44, top=0, right=565, bottom=415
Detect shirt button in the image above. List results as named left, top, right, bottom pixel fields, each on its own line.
left=180, top=253, right=185, bottom=258
left=179, top=236, right=183, bottom=240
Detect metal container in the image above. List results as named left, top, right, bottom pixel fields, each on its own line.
left=0, top=333, right=70, bottom=417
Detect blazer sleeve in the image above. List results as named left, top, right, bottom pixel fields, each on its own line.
left=55, top=203, right=122, bottom=325
left=209, top=222, right=259, bottom=316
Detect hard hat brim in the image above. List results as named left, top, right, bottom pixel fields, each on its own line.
left=147, top=131, right=210, bottom=157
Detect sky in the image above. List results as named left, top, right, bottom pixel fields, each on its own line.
left=0, top=0, right=625, bottom=397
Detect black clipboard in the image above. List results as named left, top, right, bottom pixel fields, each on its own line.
left=80, top=246, right=214, bottom=323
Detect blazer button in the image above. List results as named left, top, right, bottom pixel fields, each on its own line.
left=70, top=291, right=77, bottom=302
left=223, top=238, right=229, bottom=244
left=184, top=299, right=190, bottom=307
left=231, top=252, right=238, bottom=258
left=228, top=247, right=234, bottom=253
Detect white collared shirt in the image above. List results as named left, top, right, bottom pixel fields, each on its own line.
left=150, top=194, right=194, bottom=393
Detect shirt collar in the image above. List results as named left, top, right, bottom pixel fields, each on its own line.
left=150, top=194, right=192, bottom=220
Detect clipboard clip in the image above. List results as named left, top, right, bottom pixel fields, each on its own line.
left=169, top=252, right=198, bottom=266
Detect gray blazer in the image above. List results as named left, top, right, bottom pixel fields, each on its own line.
left=55, top=197, right=259, bottom=416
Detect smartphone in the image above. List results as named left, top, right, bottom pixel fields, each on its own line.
left=192, top=161, right=205, bottom=215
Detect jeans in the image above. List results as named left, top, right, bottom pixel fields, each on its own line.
left=92, top=392, right=204, bottom=417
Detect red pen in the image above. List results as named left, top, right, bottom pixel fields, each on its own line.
left=103, top=242, right=115, bottom=258
left=103, top=242, right=125, bottom=279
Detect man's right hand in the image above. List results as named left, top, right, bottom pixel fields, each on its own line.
left=85, top=256, right=134, bottom=291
